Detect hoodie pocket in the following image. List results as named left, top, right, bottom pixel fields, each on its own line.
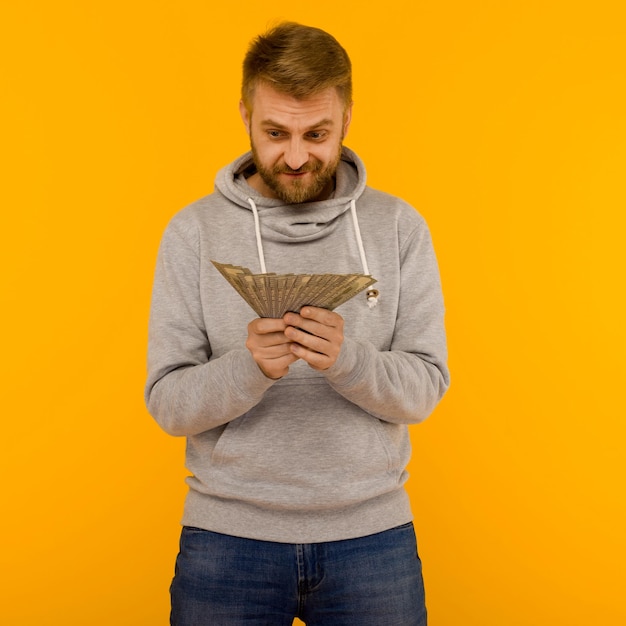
left=198, top=380, right=409, bottom=510
left=211, top=415, right=248, bottom=467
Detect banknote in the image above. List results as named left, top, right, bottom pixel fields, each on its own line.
left=211, top=260, right=377, bottom=317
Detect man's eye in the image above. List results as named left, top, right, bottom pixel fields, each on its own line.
left=268, top=130, right=283, bottom=138
left=307, top=131, right=326, bottom=140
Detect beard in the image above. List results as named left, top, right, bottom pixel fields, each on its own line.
left=251, top=142, right=343, bottom=204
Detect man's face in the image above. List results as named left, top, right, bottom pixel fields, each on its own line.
left=240, top=82, right=352, bottom=204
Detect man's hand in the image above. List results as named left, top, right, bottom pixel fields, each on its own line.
left=283, top=307, right=344, bottom=371
left=246, top=318, right=300, bottom=379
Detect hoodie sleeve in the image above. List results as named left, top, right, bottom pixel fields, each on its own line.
left=322, top=220, right=450, bottom=425
left=144, top=219, right=275, bottom=437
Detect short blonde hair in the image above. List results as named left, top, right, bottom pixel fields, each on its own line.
left=242, top=22, right=352, bottom=111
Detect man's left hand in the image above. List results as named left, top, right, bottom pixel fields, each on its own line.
left=283, top=307, right=344, bottom=371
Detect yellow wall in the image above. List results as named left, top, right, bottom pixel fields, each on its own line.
left=2, top=1, right=624, bottom=624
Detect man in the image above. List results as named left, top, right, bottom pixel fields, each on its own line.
left=146, top=22, right=449, bottom=625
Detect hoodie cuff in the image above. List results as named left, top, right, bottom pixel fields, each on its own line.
left=321, top=336, right=365, bottom=387
left=229, top=348, right=278, bottom=398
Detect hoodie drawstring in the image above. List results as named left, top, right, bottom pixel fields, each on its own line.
left=349, top=199, right=379, bottom=308
left=247, top=196, right=378, bottom=309
left=247, top=197, right=267, bottom=274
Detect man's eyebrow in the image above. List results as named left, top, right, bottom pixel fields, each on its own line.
left=259, top=118, right=335, bottom=130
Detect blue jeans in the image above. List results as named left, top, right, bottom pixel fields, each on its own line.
left=170, top=522, right=427, bottom=625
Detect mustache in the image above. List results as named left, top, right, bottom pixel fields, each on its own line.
left=273, top=160, right=324, bottom=175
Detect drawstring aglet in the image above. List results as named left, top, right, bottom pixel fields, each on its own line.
left=366, top=289, right=379, bottom=309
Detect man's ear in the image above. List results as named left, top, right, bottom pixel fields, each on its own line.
left=239, top=100, right=251, bottom=134
left=342, top=102, right=353, bottom=139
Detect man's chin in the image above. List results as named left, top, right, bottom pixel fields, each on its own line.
left=275, top=187, right=317, bottom=204
left=267, top=179, right=327, bottom=204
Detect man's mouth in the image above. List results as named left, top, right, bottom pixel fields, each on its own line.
left=277, top=163, right=320, bottom=176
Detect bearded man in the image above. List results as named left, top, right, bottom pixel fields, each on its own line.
left=146, top=21, right=449, bottom=626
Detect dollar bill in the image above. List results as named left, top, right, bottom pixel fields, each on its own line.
left=211, top=260, right=377, bottom=317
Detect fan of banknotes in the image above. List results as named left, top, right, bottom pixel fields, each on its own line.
left=212, top=260, right=377, bottom=318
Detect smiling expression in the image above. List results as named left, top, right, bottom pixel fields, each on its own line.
left=240, top=83, right=352, bottom=204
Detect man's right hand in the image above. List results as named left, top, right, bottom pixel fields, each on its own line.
left=246, top=318, right=300, bottom=380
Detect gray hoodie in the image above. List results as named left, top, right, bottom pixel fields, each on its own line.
left=145, top=147, right=449, bottom=543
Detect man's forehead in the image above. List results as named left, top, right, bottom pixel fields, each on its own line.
left=250, top=83, right=344, bottom=115
left=259, top=117, right=335, bottom=129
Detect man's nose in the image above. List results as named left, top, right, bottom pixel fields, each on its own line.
left=283, top=138, right=308, bottom=171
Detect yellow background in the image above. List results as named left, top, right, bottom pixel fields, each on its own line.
left=2, top=1, right=624, bottom=624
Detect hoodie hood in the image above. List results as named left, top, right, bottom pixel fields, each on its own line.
left=215, top=146, right=368, bottom=244
left=214, top=146, right=379, bottom=308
